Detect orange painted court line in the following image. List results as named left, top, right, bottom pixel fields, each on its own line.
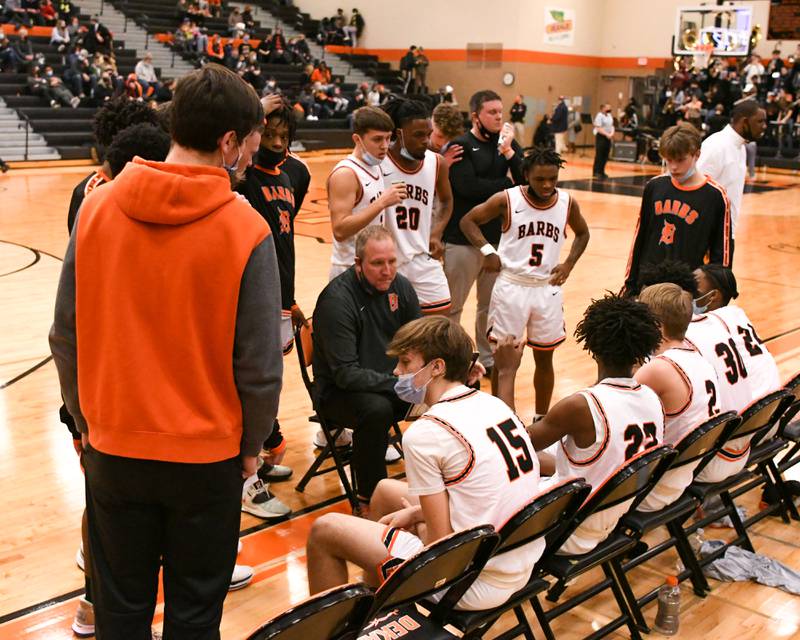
left=0, top=501, right=348, bottom=639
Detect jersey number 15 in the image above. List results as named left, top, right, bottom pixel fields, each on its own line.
left=487, top=419, right=535, bottom=481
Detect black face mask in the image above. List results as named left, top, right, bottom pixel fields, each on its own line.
left=257, top=146, right=286, bottom=168
left=475, top=114, right=498, bottom=142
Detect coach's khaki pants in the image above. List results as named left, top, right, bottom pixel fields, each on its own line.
left=555, top=131, right=567, bottom=154
left=444, top=243, right=498, bottom=368
left=513, top=122, right=526, bottom=147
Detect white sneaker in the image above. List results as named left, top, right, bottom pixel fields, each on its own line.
left=229, top=564, right=253, bottom=591
left=71, top=597, right=94, bottom=637
left=257, top=462, right=293, bottom=481
left=385, top=445, right=402, bottom=463
left=242, top=480, right=291, bottom=519
left=76, top=544, right=84, bottom=572
left=313, top=428, right=353, bottom=449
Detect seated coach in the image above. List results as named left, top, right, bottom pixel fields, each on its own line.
left=312, top=226, right=421, bottom=513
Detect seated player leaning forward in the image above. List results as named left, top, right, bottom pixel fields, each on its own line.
left=634, top=283, right=721, bottom=512
left=495, top=293, right=664, bottom=554
left=307, top=316, right=544, bottom=610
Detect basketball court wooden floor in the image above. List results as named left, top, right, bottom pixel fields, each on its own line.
left=1, top=153, right=800, bottom=639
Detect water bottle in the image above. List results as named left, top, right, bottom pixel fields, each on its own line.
left=653, top=575, right=680, bottom=635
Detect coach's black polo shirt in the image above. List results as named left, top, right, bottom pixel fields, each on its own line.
left=312, top=267, right=421, bottom=401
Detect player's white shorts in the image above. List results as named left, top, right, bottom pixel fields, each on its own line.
left=397, top=253, right=451, bottom=314
left=379, top=526, right=527, bottom=610
left=694, top=437, right=751, bottom=483
left=488, top=272, right=566, bottom=350
left=281, top=310, right=294, bottom=355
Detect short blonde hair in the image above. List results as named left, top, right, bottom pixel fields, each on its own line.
left=659, top=122, right=701, bottom=160
left=638, top=283, right=692, bottom=340
left=354, top=225, right=393, bottom=260
left=387, top=316, right=474, bottom=383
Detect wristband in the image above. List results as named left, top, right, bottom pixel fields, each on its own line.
left=480, top=244, right=498, bottom=257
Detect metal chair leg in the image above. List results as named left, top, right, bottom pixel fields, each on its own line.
left=609, top=558, right=650, bottom=633
left=603, top=561, right=642, bottom=640
left=720, top=490, right=755, bottom=553
left=529, top=596, right=556, bottom=640
left=668, top=519, right=710, bottom=596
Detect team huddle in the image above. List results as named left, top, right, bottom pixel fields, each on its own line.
left=50, top=64, right=783, bottom=635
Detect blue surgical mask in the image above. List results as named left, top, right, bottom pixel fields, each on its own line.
left=692, top=290, right=715, bottom=315
left=673, top=165, right=696, bottom=184
left=399, top=131, right=418, bottom=162
left=394, top=361, right=435, bottom=404
left=356, top=136, right=382, bottom=166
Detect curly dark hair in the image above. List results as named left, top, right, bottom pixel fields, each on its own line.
left=105, top=123, right=171, bottom=177
left=264, top=96, right=297, bottom=144
left=636, top=259, right=699, bottom=297
left=380, top=96, right=430, bottom=135
left=522, top=146, right=565, bottom=173
left=92, top=96, right=160, bottom=150
left=575, top=292, right=662, bottom=370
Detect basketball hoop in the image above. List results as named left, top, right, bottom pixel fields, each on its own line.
left=693, top=43, right=715, bottom=70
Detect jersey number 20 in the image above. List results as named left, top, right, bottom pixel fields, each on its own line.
left=396, top=206, right=420, bottom=230
left=487, top=419, right=535, bottom=481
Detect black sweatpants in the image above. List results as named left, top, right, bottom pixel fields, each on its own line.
left=320, top=390, right=409, bottom=501
left=82, top=446, right=244, bottom=640
left=593, top=134, right=611, bottom=176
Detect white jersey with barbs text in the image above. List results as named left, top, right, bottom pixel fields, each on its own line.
left=328, top=155, right=385, bottom=271
left=381, top=150, right=439, bottom=265
left=554, top=378, right=665, bottom=554
left=498, top=186, right=569, bottom=280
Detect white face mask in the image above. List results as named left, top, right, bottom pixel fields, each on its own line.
left=222, top=137, right=244, bottom=183
left=356, top=135, right=382, bottom=166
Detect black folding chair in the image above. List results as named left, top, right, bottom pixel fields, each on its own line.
left=528, top=445, right=675, bottom=640
left=679, top=390, right=791, bottom=568
left=357, top=526, right=500, bottom=639
left=293, top=321, right=360, bottom=508
left=614, top=411, right=740, bottom=631
left=426, top=479, right=591, bottom=640
left=246, top=582, right=374, bottom=640
left=776, top=372, right=800, bottom=478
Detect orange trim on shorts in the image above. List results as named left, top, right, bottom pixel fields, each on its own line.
left=527, top=336, right=566, bottom=350
left=420, top=298, right=452, bottom=314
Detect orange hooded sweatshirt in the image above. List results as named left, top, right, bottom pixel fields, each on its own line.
left=70, top=158, right=276, bottom=463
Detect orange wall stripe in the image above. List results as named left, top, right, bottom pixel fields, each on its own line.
left=325, top=45, right=669, bottom=70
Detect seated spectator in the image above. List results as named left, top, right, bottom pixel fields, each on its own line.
left=288, top=34, right=311, bottom=64
left=51, top=19, right=70, bottom=52
left=0, top=35, right=23, bottom=73
left=64, top=49, right=96, bottom=99
left=430, top=102, right=464, bottom=167
left=311, top=227, right=421, bottom=511
left=256, top=36, right=271, bottom=62
left=39, top=0, right=57, bottom=25
left=207, top=0, right=221, bottom=16
left=310, top=60, right=332, bottom=87
left=124, top=72, right=149, bottom=100
left=175, top=0, right=188, bottom=23
left=228, top=7, right=243, bottom=37
left=57, top=0, right=77, bottom=21
left=267, top=28, right=289, bottom=64
left=241, top=4, right=255, bottom=30
left=66, top=15, right=81, bottom=39
left=21, top=0, right=42, bottom=26
left=3, top=0, right=32, bottom=29
left=706, top=103, right=728, bottom=136
left=11, top=28, right=35, bottom=72
left=296, top=84, right=318, bottom=119
left=243, top=64, right=265, bottom=94
left=206, top=34, right=225, bottom=64
left=134, top=52, right=160, bottom=95
left=314, top=87, right=336, bottom=119
left=93, top=69, right=118, bottom=104
left=367, top=82, right=384, bottom=106
left=155, top=77, right=176, bottom=102
left=186, top=2, right=209, bottom=26
left=85, top=15, right=112, bottom=55
left=307, top=316, right=540, bottom=612
left=30, top=65, right=81, bottom=108
left=495, top=293, right=664, bottom=555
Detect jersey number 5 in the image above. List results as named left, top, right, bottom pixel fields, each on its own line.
left=529, top=243, right=544, bottom=267
left=624, top=422, right=658, bottom=460
left=396, top=206, right=420, bottom=230
left=487, top=419, right=535, bottom=482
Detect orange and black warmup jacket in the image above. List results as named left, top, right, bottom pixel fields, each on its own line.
left=624, top=174, right=732, bottom=294
left=50, top=158, right=284, bottom=463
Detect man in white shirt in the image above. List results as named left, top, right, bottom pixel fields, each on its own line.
left=696, top=99, right=767, bottom=240
left=306, top=316, right=542, bottom=611
left=134, top=51, right=160, bottom=95
left=592, top=104, right=614, bottom=179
